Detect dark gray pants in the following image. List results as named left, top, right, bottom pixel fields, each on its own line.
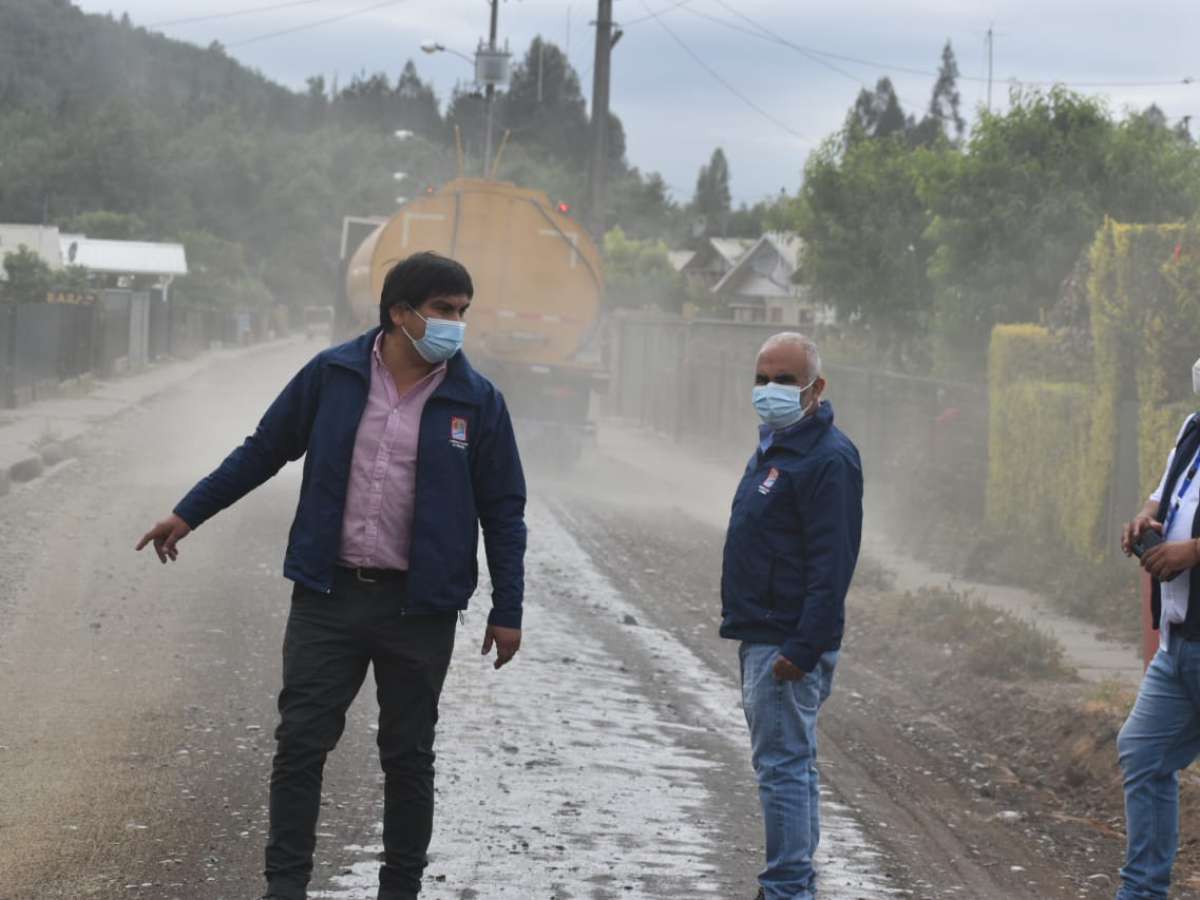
left=265, top=571, right=457, bottom=900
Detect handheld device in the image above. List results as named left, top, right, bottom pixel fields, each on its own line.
left=1133, top=528, right=1164, bottom=558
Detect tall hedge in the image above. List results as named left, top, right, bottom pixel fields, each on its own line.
left=987, top=325, right=1098, bottom=554
left=1089, top=221, right=1200, bottom=494
left=987, top=220, right=1200, bottom=558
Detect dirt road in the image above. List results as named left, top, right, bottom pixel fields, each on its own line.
left=0, top=342, right=1148, bottom=899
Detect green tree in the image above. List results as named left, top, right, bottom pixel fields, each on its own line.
left=1105, top=105, right=1200, bottom=222
left=796, top=134, right=936, bottom=367
left=726, top=199, right=776, bottom=238
left=445, top=85, right=488, bottom=174
left=63, top=210, right=148, bottom=240
left=2, top=246, right=52, bottom=303
left=912, top=41, right=964, bottom=146
left=393, top=61, right=443, bottom=140
left=602, top=226, right=686, bottom=311
left=846, top=78, right=910, bottom=146
left=304, top=76, right=328, bottom=127
left=174, top=229, right=272, bottom=309
left=921, top=89, right=1116, bottom=369
left=607, top=169, right=682, bottom=241
left=694, top=148, right=732, bottom=236
left=501, top=38, right=590, bottom=170
left=336, top=72, right=394, bottom=130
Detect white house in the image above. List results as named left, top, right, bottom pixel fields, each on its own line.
left=712, top=232, right=835, bottom=327
left=0, top=224, right=64, bottom=271
left=678, top=237, right=755, bottom=292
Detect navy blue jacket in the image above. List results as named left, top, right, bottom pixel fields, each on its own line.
left=720, top=402, right=863, bottom=673
left=174, top=328, right=527, bottom=628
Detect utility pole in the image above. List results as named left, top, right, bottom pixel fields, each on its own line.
left=587, top=0, right=614, bottom=235
left=986, top=26, right=994, bottom=113
left=484, top=0, right=500, bottom=176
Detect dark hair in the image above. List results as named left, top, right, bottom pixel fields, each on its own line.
left=379, top=252, right=474, bottom=332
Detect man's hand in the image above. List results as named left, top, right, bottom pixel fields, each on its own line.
left=772, top=654, right=808, bottom=681
left=482, top=625, right=521, bottom=670
left=1122, top=509, right=1162, bottom=556
left=1142, top=539, right=1200, bottom=582
left=136, top=514, right=192, bottom=564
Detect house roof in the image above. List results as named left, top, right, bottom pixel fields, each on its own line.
left=712, top=231, right=803, bottom=297
left=679, top=237, right=754, bottom=274
left=667, top=250, right=695, bottom=272
left=60, top=236, right=188, bottom=277
left=710, top=237, right=755, bottom=266
left=764, top=231, right=803, bottom=270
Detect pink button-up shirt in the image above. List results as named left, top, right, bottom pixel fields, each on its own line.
left=338, top=334, right=446, bottom=570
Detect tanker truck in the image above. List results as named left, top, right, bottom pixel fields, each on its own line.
left=341, top=177, right=606, bottom=464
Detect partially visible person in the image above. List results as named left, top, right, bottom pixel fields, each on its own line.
left=1117, top=357, right=1200, bottom=900
left=719, top=332, right=863, bottom=900
left=137, top=252, right=527, bottom=900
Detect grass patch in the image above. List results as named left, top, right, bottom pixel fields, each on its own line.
left=886, top=502, right=1143, bottom=645
left=1084, top=676, right=1138, bottom=715
left=880, top=585, right=1075, bottom=681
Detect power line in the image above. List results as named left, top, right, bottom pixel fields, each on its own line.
left=692, top=0, right=927, bottom=110
left=636, top=0, right=805, bottom=140
left=692, top=0, right=1196, bottom=91
left=149, top=0, right=327, bottom=29
left=583, top=0, right=700, bottom=79
left=692, top=0, right=866, bottom=89
left=621, top=0, right=697, bottom=28
left=229, top=0, right=410, bottom=48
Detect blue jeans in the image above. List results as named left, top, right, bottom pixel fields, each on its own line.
left=740, top=642, right=839, bottom=900
left=1117, top=633, right=1200, bottom=900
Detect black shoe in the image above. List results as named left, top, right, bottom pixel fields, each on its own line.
left=753, top=889, right=764, bottom=900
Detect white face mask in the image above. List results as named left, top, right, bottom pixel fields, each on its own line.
left=1193, top=356, right=1200, bottom=395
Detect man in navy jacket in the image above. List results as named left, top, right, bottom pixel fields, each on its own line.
left=137, top=252, right=526, bottom=900
left=720, top=332, right=863, bottom=900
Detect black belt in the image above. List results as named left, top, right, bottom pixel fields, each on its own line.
left=336, top=566, right=407, bottom=584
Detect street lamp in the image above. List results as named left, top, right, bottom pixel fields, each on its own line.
left=422, top=3, right=510, bottom=179
left=420, top=41, right=475, bottom=66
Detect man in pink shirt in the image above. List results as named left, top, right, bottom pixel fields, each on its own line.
left=138, top=252, right=527, bottom=900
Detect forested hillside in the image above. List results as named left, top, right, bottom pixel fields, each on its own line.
left=0, top=1, right=680, bottom=312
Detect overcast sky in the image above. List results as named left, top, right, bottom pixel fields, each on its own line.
left=77, top=0, right=1200, bottom=205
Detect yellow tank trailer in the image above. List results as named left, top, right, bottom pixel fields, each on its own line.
left=343, top=178, right=606, bottom=462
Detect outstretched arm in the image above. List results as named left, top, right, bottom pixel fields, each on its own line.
left=136, top=356, right=322, bottom=562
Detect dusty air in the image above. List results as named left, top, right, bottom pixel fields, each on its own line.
left=2, top=1, right=1199, bottom=899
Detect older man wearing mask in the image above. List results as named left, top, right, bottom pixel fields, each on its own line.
left=720, top=332, right=863, bottom=900
left=1117, top=355, right=1200, bottom=900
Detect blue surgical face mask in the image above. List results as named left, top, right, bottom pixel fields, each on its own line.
left=403, top=307, right=466, bottom=364
left=753, top=378, right=816, bottom=431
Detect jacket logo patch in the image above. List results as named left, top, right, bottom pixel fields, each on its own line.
left=758, top=467, right=780, bottom=495
left=450, top=416, right=469, bottom=449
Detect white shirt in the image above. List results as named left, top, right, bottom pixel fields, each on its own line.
left=1149, top=415, right=1200, bottom=649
